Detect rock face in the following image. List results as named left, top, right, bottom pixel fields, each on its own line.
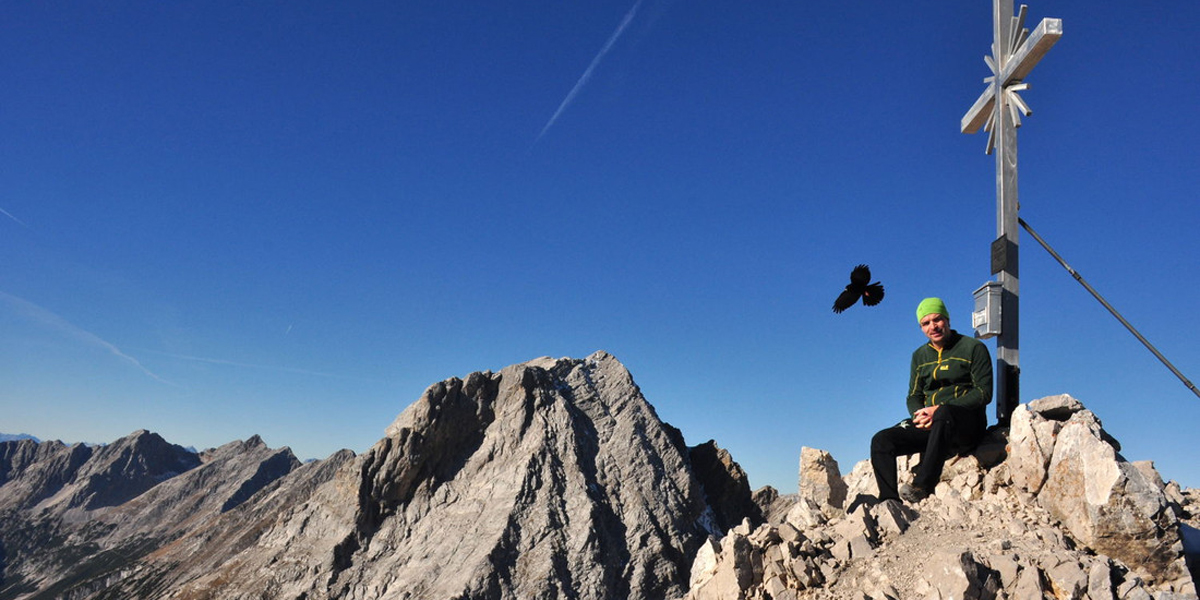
left=690, top=440, right=764, bottom=532
left=798, top=446, right=847, bottom=518
left=1, top=351, right=756, bottom=600
left=212, top=351, right=728, bottom=600
left=1035, top=400, right=1186, bottom=585
left=685, top=394, right=1199, bottom=600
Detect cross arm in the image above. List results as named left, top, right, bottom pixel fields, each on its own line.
left=1004, top=17, right=1062, bottom=83
left=961, top=82, right=996, bottom=134
left=960, top=15, right=1061, bottom=135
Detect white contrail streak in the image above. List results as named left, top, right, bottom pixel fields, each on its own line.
left=533, top=0, right=644, bottom=145
left=0, top=207, right=29, bottom=228
left=0, top=290, right=175, bottom=386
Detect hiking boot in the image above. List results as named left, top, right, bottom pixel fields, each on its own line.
left=899, top=483, right=930, bottom=503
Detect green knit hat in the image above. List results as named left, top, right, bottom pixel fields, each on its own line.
left=916, top=297, right=949, bottom=322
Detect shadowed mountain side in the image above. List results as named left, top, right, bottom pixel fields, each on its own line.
left=0, top=439, right=94, bottom=511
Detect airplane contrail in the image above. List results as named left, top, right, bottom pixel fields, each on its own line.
left=533, top=0, right=645, bottom=145
left=0, top=290, right=175, bottom=386
left=0, top=207, right=28, bottom=228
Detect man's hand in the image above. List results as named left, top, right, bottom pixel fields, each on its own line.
left=913, top=405, right=940, bottom=429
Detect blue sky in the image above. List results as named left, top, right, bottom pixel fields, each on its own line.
left=2, top=1, right=1197, bottom=492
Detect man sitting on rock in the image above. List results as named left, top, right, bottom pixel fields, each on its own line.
left=870, top=297, right=993, bottom=503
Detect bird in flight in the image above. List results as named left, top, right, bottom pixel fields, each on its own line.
left=833, top=264, right=885, bottom=313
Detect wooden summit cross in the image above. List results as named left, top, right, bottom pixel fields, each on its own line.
left=961, top=0, right=1061, bottom=426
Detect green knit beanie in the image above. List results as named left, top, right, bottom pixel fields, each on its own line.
left=916, top=297, right=949, bottom=322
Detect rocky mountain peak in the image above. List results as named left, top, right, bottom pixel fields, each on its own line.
left=46, top=429, right=201, bottom=512
left=314, top=350, right=738, bottom=600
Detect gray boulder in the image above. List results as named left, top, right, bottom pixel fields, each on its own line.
left=799, top=446, right=848, bottom=517
left=1007, top=402, right=1062, bottom=494
left=1039, top=409, right=1188, bottom=585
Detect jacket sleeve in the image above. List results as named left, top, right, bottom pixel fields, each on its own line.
left=942, top=341, right=993, bottom=410
left=905, top=351, right=925, bottom=416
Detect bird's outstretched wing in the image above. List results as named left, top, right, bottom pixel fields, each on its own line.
left=832, top=289, right=859, bottom=313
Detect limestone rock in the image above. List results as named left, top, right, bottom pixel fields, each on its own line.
left=1013, top=564, right=1045, bottom=599
left=1007, top=403, right=1061, bottom=494
left=691, top=396, right=1196, bottom=600
left=1027, top=393, right=1085, bottom=420
left=1088, top=558, right=1116, bottom=600
left=228, top=351, right=730, bottom=600
left=785, top=497, right=829, bottom=530
left=1043, top=557, right=1089, bottom=599
left=799, top=446, right=848, bottom=517
left=687, top=531, right=762, bottom=600
left=1039, top=409, right=1187, bottom=584
left=919, top=550, right=990, bottom=600
left=752, top=485, right=798, bottom=526
left=844, top=458, right=880, bottom=505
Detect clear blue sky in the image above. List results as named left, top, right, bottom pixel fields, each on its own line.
left=3, top=1, right=1197, bottom=492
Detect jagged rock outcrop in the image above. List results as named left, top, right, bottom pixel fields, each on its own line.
left=690, top=440, right=764, bottom=532
left=1034, top=399, right=1186, bottom=586
left=1, top=351, right=757, bottom=600
left=685, top=394, right=1199, bottom=600
left=798, top=446, right=847, bottom=519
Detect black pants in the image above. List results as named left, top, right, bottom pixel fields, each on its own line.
left=870, top=404, right=986, bottom=501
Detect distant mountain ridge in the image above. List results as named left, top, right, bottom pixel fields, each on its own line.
left=0, top=434, right=39, bottom=444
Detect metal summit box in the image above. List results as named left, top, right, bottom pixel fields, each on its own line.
left=973, top=281, right=1003, bottom=339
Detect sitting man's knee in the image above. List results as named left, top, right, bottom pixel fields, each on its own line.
left=932, top=405, right=956, bottom=423
left=871, top=429, right=893, bottom=453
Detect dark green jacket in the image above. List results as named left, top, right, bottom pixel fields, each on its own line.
left=906, top=330, right=993, bottom=417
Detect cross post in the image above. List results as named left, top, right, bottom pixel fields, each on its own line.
left=961, top=1, right=1061, bottom=426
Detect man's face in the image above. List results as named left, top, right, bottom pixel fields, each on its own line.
left=920, top=313, right=950, bottom=348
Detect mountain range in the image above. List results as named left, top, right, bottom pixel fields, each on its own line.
left=2, top=351, right=1196, bottom=599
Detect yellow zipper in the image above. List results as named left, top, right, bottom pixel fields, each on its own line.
left=929, top=347, right=944, bottom=406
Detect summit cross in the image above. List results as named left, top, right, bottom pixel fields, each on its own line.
left=961, top=0, right=1061, bottom=426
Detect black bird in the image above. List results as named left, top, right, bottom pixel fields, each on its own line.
left=833, top=264, right=885, bottom=313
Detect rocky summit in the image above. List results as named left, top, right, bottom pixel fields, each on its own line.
left=2, top=354, right=1198, bottom=600
left=687, top=395, right=1200, bottom=600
